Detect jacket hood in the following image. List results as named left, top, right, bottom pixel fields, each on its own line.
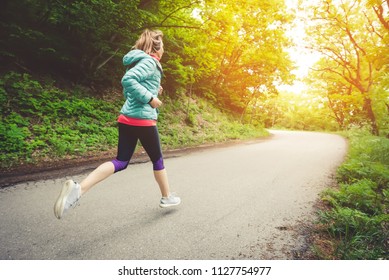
left=123, top=49, right=162, bottom=72
left=123, top=50, right=148, bottom=66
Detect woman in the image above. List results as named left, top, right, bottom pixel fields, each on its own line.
left=54, top=29, right=181, bottom=219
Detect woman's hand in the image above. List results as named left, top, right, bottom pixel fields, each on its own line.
left=149, top=97, right=162, bottom=108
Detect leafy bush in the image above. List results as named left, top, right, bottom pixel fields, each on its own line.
left=317, top=130, right=389, bottom=259
left=318, top=207, right=388, bottom=259
left=0, top=72, right=121, bottom=167
left=337, top=160, right=389, bottom=190
left=323, top=179, right=384, bottom=215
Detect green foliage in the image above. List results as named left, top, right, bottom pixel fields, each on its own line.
left=0, top=72, right=121, bottom=167
left=195, top=0, right=294, bottom=113
left=2, top=0, right=387, bottom=133
left=1, top=0, right=294, bottom=118
left=323, top=179, right=384, bottom=215
left=304, top=0, right=388, bottom=135
left=157, top=92, right=268, bottom=148
left=318, top=207, right=388, bottom=259
left=317, top=130, right=389, bottom=259
left=0, top=72, right=268, bottom=168
left=337, top=160, right=389, bottom=188
left=337, top=132, right=389, bottom=188
left=0, top=0, right=147, bottom=84
left=264, top=92, right=339, bottom=131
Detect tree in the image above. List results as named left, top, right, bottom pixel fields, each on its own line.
left=1, top=0, right=295, bottom=124
left=192, top=0, right=294, bottom=115
left=367, top=0, right=389, bottom=136
left=304, top=0, right=388, bottom=135
left=0, top=0, right=202, bottom=86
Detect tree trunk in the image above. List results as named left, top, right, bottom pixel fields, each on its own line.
left=363, top=96, right=379, bottom=135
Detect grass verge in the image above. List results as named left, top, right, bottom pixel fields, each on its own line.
left=312, top=129, right=389, bottom=259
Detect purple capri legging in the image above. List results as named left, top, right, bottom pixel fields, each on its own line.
left=111, top=123, right=165, bottom=173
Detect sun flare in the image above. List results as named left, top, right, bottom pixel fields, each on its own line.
left=278, top=0, right=321, bottom=95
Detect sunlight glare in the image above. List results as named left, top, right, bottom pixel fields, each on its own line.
left=279, top=0, right=321, bottom=95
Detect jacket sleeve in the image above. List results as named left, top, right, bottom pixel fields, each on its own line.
left=121, top=58, right=156, bottom=104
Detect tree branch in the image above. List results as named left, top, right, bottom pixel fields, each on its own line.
left=373, top=4, right=389, bottom=31
left=133, top=24, right=201, bottom=32
left=159, top=1, right=201, bottom=26
left=95, top=48, right=120, bottom=73
left=364, top=10, right=384, bottom=40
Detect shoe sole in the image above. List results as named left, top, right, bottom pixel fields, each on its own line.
left=54, top=180, right=74, bottom=219
left=159, top=200, right=181, bottom=208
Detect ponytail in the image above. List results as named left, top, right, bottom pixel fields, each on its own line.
left=133, top=29, right=163, bottom=54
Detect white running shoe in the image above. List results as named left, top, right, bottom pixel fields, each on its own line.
left=159, top=193, right=181, bottom=208
left=54, top=180, right=81, bottom=219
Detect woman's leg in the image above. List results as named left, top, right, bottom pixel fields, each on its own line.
left=54, top=162, right=116, bottom=219
left=153, top=169, right=170, bottom=197
left=138, top=126, right=170, bottom=196
left=80, top=123, right=138, bottom=194
left=79, top=161, right=115, bottom=195
left=54, top=123, right=138, bottom=218
left=139, top=126, right=180, bottom=207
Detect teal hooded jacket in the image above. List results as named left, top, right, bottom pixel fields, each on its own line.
left=120, top=50, right=163, bottom=120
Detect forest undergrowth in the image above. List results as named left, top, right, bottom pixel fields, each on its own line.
left=312, top=129, right=389, bottom=260
left=0, top=72, right=268, bottom=170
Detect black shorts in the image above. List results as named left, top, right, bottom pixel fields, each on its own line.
left=116, top=123, right=163, bottom=164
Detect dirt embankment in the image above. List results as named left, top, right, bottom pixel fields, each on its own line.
left=1, top=149, right=118, bottom=188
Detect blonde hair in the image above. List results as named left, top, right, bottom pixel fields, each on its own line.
left=133, top=29, right=163, bottom=54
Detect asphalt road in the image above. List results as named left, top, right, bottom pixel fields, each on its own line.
left=0, top=130, right=347, bottom=260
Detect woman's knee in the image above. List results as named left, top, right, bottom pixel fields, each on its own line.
left=112, top=159, right=130, bottom=173
left=153, top=157, right=165, bottom=171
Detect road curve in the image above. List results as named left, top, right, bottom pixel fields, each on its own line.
left=0, top=130, right=347, bottom=259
